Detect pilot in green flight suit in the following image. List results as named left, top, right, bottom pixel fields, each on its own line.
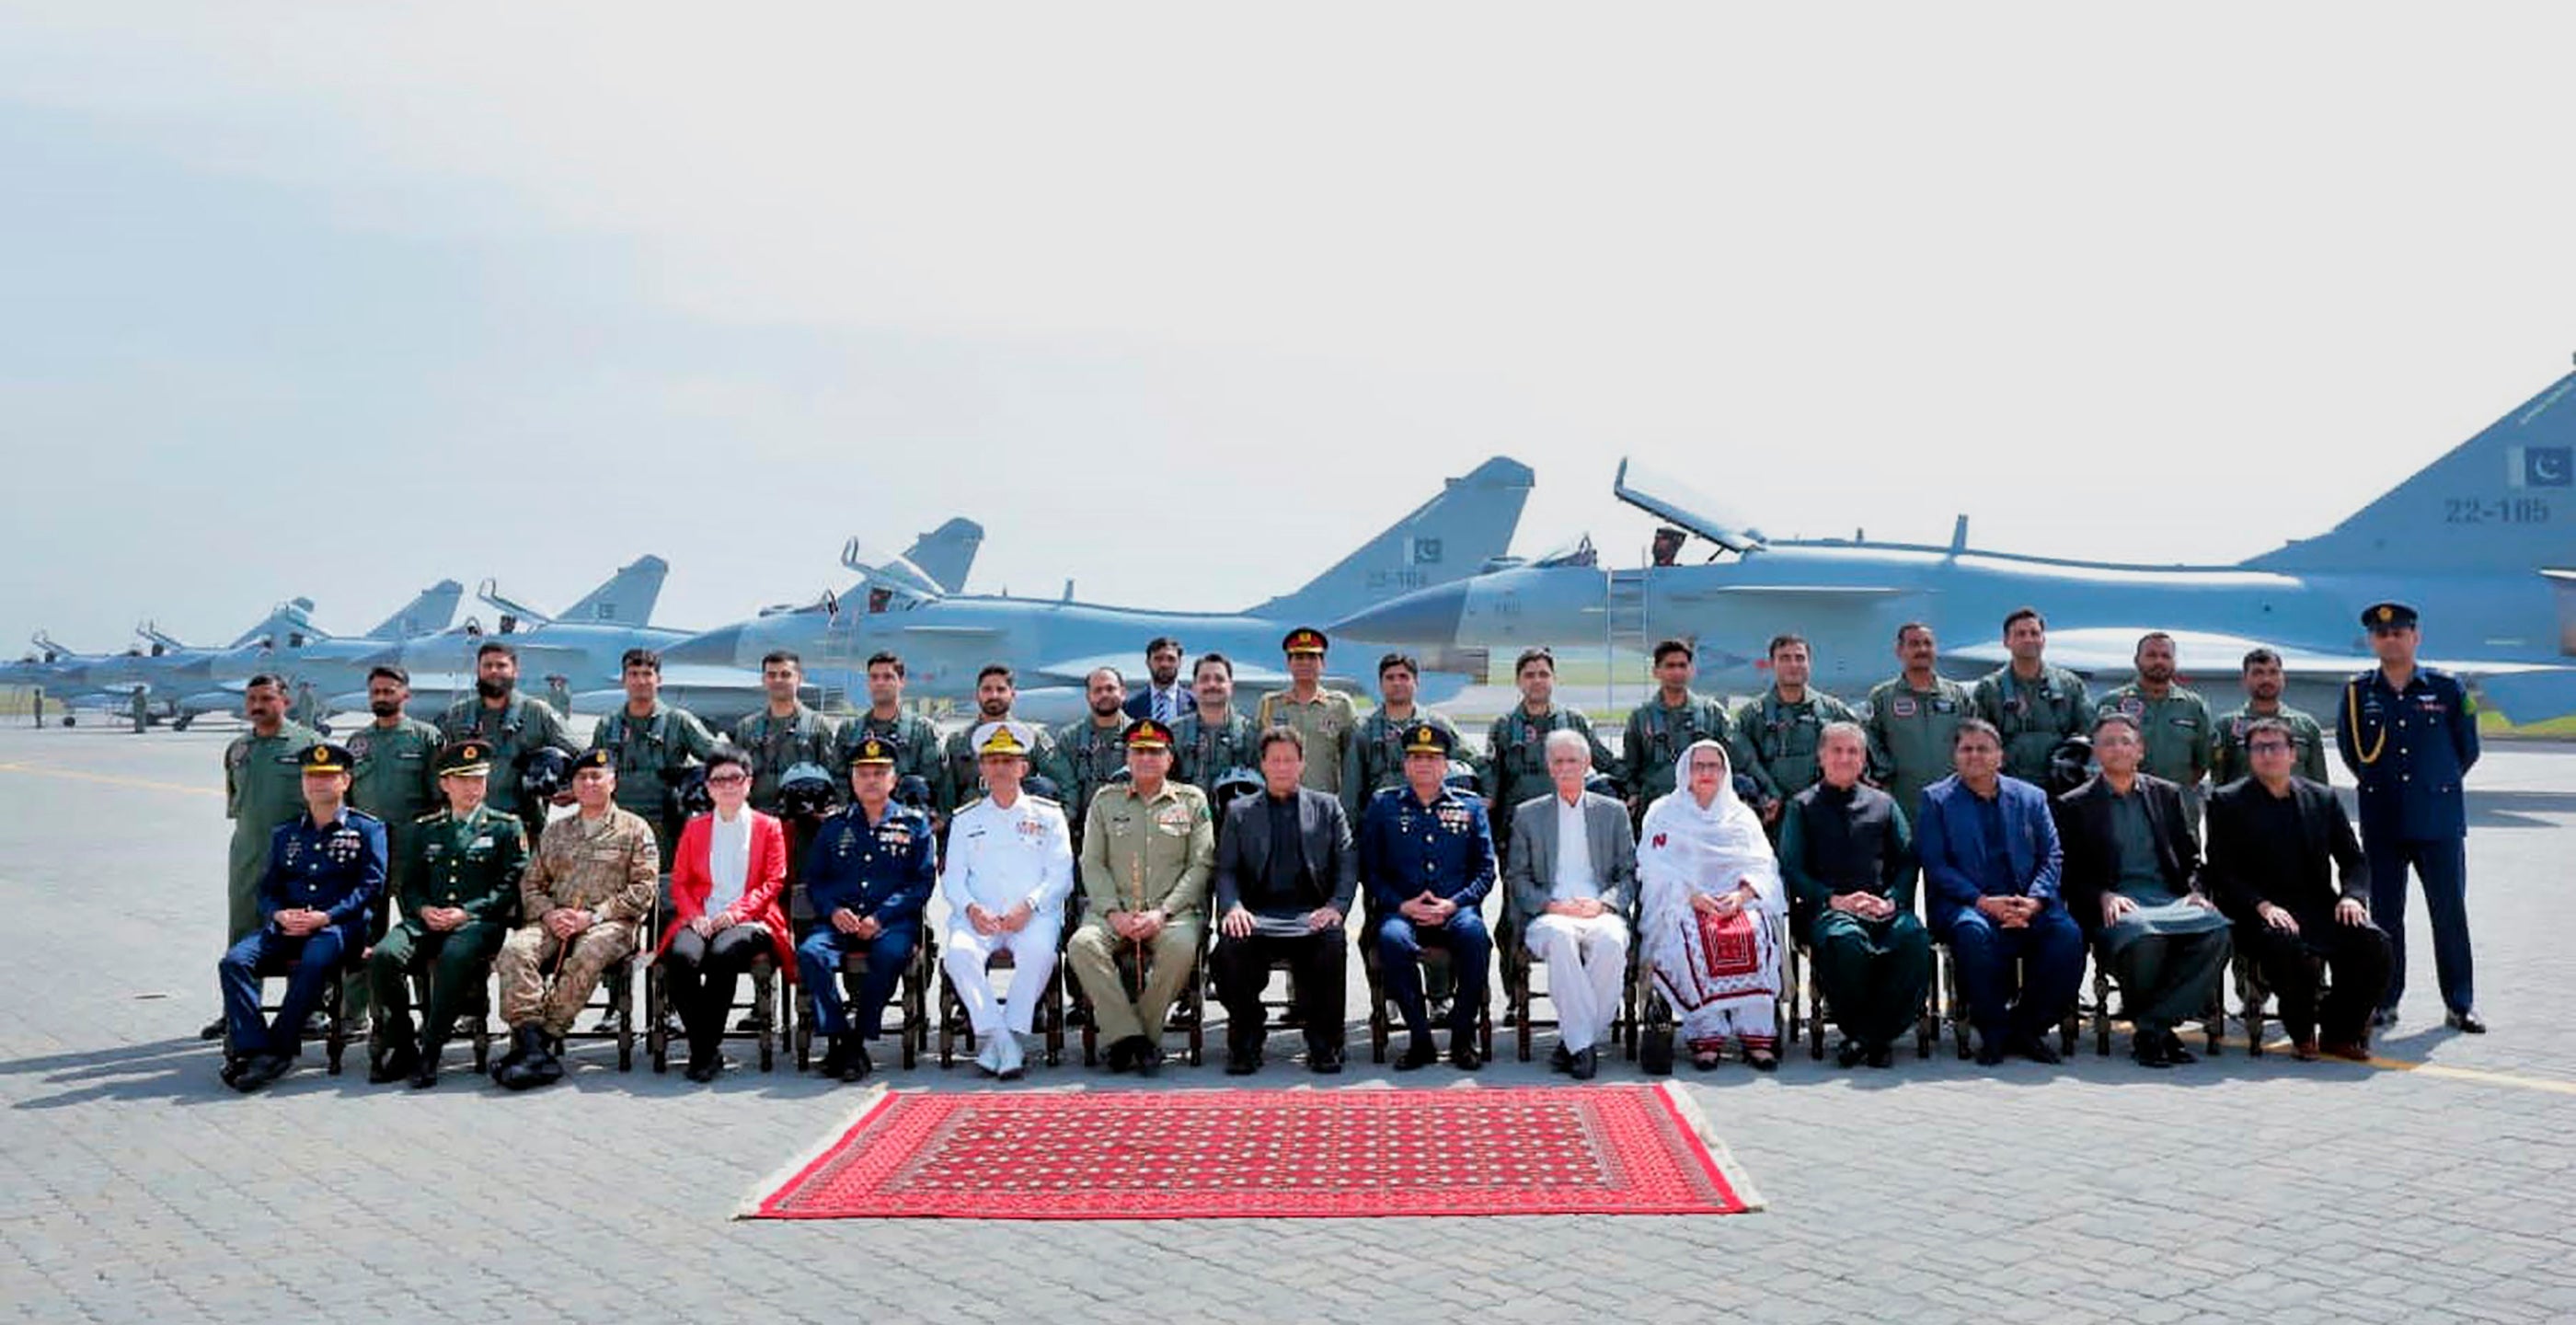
left=208, top=675, right=320, bottom=1039
left=1971, top=607, right=2091, bottom=784
left=1731, top=635, right=1858, bottom=831
left=2092, top=631, right=2214, bottom=833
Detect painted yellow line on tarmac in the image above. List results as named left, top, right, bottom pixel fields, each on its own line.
left=2241, top=1035, right=2576, bottom=1095
left=0, top=761, right=219, bottom=797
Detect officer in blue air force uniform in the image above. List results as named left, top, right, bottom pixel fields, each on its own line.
left=798, top=736, right=937, bottom=1082
left=1358, top=721, right=1498, bottom=1071
left=216, top=743, right=387, bottom=1092
left=2336, top=601, right=2484, bottom=1033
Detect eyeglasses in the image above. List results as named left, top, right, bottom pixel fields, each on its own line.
left=2247, top=742, right=2293, bottom=753
left=706, top=772, right=751, bottom=786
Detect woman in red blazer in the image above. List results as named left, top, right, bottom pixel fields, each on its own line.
left=658, top=747, right=794, bottom=1081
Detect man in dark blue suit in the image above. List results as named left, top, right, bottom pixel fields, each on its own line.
left=1122, top=636, right=1198, bottom=725
left=1915, top=718, right=2080, bottom=1066
left=217, top=743, right=386, bottom=1092
left=1359, top=722, right=1497, bottom=1071
left=799, top=736, right=937, bottom=1081
left=2338, top=602, right=2483, bottom=1032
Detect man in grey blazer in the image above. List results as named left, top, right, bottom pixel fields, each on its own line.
left=1505, top=730, right=1638, bottom=1078
left=1212, top=728, right=1359, bottom=1075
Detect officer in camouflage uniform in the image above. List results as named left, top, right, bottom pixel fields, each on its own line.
left=1621, top=639, right=1735, bottom=823
left=1971, top=606, right=2092, bottom=785
left=1344, top=651, right=1477, bottom=821
left=365, top=740, right=524, bottom=1089
left=832, top=650, right=939, bottom=794
left=1864, top=621, right=1976, bottom=819
left=1487, top=647, right=1616, bottom=868
left=732, top=649, right=839, bottom=813
left=1731, top=634, right=1860, bottom=833
left=208, top=674, right=321, bottom=1040
left=1045, top=666, right=1132, bottom=846
left=491, top=748, right=660, bottom=1088
left=2210, top=645, right=2331, bottom=787
left=1255, top=628, right=1356, bottom=797
left=1067, top=718, right=1216, bottom=1074
left=342, top=665, right=443, bottom=1030
left=937, top=663, right=1056, bottom=814
left=2092, top=630, right=2215, bottom=835
left=588, top=646, right=719, bottom=862
left=435, top=640, right=579, bottom=845
left=1172, top=651, right=1261, bottom=791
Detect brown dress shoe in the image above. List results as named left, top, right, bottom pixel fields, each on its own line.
left=2319, top=1039, right=2371, bottom=1062
left=2290, top=1040, right=2320, bottom=1062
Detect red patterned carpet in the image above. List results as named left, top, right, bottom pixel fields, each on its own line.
left=742, top=1083, right=1760, bottom=1220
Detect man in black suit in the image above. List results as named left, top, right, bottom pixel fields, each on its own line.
left=2053, top=713, right=2232, bottom=1067
left=1211, top=727, right=1357, bottom=1075
left=2203, top=717, right=2390, bottom=1060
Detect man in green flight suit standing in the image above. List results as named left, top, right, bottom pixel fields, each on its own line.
left=1972, top=606, right=2091, bottom=785
left=435, top=640, right=580, bottom=845
left=365, top=740, right=525, bottom=1089
left=1619, top=639, right=1730, bottom=824
left=343, top=664, right=444, bottom=1032
left=1486, top=647, right=1616, bottom=869
left=1344, top=651, right=1476, bottom=820
left=1731, top=633, right=1859, bottom=833
left=2092, top=630, right=2215, bottom=834
left=832, top=651, right=940, bottom=797
left=205, top=674, right=321, bottom=1040
left=589, top=647, right=720, bottom=863
left=1864, top=621, right=1975, bottom=818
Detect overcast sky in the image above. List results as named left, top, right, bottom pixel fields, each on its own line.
left=5, top=4, right=2571, bottom=649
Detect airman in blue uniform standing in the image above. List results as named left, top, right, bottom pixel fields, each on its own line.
left=2336, top=602, right=2483, bottom=1033
left=798, top=736, right=937, bottom=1081
left=216, top=743, right=386, bottom=1092
left=1359, top=722, right=1497, bottom=1071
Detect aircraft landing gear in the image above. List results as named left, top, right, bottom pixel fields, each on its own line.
left=172, top=714, right=193, bottom=732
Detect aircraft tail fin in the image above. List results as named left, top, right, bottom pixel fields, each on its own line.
left=902, top=518, right=984, bottom=594
left=1244, top=456, right=1535, bottom=623
left=363, top=580, right=463, bottom=640
left=559, top=556, right=670, bottom=626
left=2245, top=370, right=2576, bottom=573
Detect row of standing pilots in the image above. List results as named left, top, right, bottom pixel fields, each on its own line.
left=208, top=600, right=2481, bottom=1082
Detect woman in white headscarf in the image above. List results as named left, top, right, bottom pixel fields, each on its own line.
left=1638, top=739, right=1786, bottom=1070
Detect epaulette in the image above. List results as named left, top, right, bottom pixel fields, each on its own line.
left=954, top=796, right=986, bottom=814
left=346, top=808, right=384, bottom=826
left=414, top=810, right=447, bottom=824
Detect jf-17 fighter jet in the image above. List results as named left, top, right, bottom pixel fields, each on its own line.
left=650, top=458, right=1535, bottom=727
left=1332, top=368, right=2576, bottom=723
left=168, top=582, right=467, bottom=730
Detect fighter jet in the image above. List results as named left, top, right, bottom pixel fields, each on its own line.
left=1332, top=371, right=2576, bottom=722
left=174, top=582, right=468, bottom=728
left=343, top=556, right=682, bottom=718
left=651, top=457, right=1535, bottom=726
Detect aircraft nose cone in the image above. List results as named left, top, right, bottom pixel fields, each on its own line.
left=1332, top=582, right=1467, bottom=646
left=661, top=624, right=745, bottom=667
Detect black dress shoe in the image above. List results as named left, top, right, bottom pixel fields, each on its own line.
left=367, top=1043, right=420, bottom=1085
left=1450, top=1040, right=1483, bottom=1072
left=2446, top=1009, right=2487, bottom=1034
left=1133, top=1045, right=1164, bottom=1077
left=845, top=1042, right=875, bottom=1082
left=2132, top=1038, right=2172, bottom=1069
left=1835, top=1040, right=1867, bottom=1069
left=233, top=1054, right=293, bottom=1093
left=1570, top=1046, right=1599, bottom=1081
left=1866, top=1044, right=1895, bottom=1069
left=1225, top=1047, right=1263, bottom=1077
left=218, top=1054, right=247, bottom=1086
left=1548, top=1044, right=1576, bottom=1074
left=1395, top=1039, right=1439, bottom=1071
left=1101, top=1038, right=1133, bottom=1074
left=200, top=1017, right=228, bottom=1042
left=2158, top=1031, right=2198, bottom=1065
left=1974, top=1040, right=2006, bottom=1067
left=2008, top=1031, right=2062, bottom=1065
left=1308, top=1046, right=1344, bottom=1075
left=408, top=1054, right=441, bottom=1089
left=2371, top=1007, right=2399, bottom=1030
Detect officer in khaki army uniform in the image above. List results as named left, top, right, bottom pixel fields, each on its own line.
left=1863, top=621, right=1975, bottom=819
left=589, top=646, right=719, bottom=861
left=2092, top=630, right=2215, bottom=834
left=435, top=640, right=579, bottom=845
left=832, top=650, right=940, bottom=797
left=1256, top=628, right=1356, bottom=797
left=1622, top=639, right=1735, bottom=824
left=2211, top=646, right=2331, bottom=786
left=490, top=748, right=660, bottom=1089
left=1485, top=647, right=1616, bottom=869
left=1067, top=719, right=1215, bottom=1075
left=1731, top=634, right=1859, bottom=833
left=1172, top=651, right=1261, bottom=791
left=937, top=663, right=1058, bottom=814
left=365, top=741, right=523, bottom=1089
left=343, top=664, right=444, bottom=1031
left=208, top=674, right=321, bottom=1040
left=1344, top=651, right=1477, bottom=821
left=1972, top=606, right=2092, bottom=785
left=731, top=649, right=838, bottom=814
left=1045, top=666, right=1132, bottom=844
